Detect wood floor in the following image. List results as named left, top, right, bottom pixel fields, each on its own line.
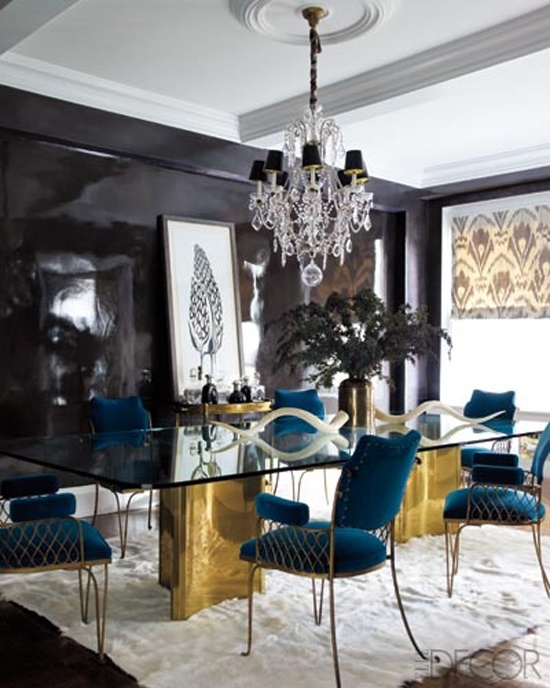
left=2, top=506, right=550, bottom=687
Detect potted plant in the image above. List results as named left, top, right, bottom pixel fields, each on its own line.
left=269, top=288, right=452, bottom=426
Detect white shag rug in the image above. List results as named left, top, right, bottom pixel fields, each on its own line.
left=2, top=473, right=550, bottom=687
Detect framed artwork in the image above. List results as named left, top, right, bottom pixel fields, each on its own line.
left=162, top=216, right=243, bottom=400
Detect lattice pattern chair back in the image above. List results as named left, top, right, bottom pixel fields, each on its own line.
left=240, top=430, right=423, bottom=688
left=444, top=421, right=550, bottom=597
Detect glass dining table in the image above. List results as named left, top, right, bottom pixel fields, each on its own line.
left=0, top=413, right=546, bottom=620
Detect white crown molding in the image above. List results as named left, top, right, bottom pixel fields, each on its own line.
left=421, top=143, right=550, bottom=188
left=240, top=5, right=550, bottom=142
left=0, top=53, right=240, bottom=141
left=229, top=0, right=399, bottom=45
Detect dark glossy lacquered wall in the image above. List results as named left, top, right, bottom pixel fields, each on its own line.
left=0, top=86, right=411, bottom=443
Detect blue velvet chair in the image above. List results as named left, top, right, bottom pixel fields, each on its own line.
left=90, top=395, right=153, bottom=557
left=0, top=491, right=111, bottom=660
left=272, top=388, right=328, bottom=501
left=444, top=421, right=550, bottom=597
left=240, top=430, right=424, bottom=687
left=460, top=389, right=517, bottom=474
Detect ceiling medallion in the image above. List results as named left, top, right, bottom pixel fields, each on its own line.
left=230, top=0, right=400, bottom=45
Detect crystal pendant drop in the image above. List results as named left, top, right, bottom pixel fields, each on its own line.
left=301, top=261, right=323, bottom=287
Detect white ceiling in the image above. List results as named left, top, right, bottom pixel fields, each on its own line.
left=1, top=0, right=550, bottom=188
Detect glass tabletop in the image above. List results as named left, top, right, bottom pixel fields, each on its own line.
left=0, top=414, right=545, bottom=490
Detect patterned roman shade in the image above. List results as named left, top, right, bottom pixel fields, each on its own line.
left=452, top=203, right=550, bottom=318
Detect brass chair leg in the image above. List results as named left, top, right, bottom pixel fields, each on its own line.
left=323, top=469, right=330, bottom=505
left=390, top=533, right=426, bottom=660
left=86, top=564, right=109, bottom=662
left=531, top=522, right=550, bottom=596
left=444, top=523, right=454, bottom=597
left=78, top=569, right=86, bottom=621
left=273, top=469, right=295, bottom=500
left=296, top=470, right=308, bottom=502
left=445, top=523, right=463, bottom=597
left=92, top=483, right=101, bottom=525
left=78, top=564, right=109, bottom=662
left=241, top=563, right=260, bottom=657
left=328, top=576, right=342, bottom=688
left=297, top=469, right=330, bottom=505
left=147, top=489, right=154, bottom=530
left=311, top=577, right=325, bottom=625
left=112, top=490, right=142, bottom=558
left=452, top=526, right=463, bottom=576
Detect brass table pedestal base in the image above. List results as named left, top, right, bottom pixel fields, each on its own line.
left=159, top=477, right=264, bottom=620
left=395, top=445, right=461, bottom=542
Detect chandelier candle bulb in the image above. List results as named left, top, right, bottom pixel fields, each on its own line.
left=247, top=5, right=373, bottom=287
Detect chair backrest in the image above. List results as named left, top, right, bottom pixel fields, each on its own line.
left=272, top=388, right=325, bottom=434
left=530, top=422, right=550, bottom=485
left=1, top=473, right=59, bottom=499
left=1, top=473, right=61, bottom=524
left=90, top=395, right=149, bottom=433
left=463, top=389, right=516, bottom=420
left=333, top=430, right=421, bottom=532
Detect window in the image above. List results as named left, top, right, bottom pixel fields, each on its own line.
left=440, top=191, right=550, bottom=414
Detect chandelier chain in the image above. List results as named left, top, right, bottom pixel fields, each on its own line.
left=308, top=24, right=322, bottom=112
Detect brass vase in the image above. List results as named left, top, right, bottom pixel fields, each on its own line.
left=338, top=377, right=375, bottom=429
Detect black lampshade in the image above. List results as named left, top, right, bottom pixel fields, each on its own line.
left=344, top=149, right=365, bottom=174
left=265, top=150, right=284, bottom=173
left=249, top=159, right=266, bottom=182
left=301, top=143, right=322, bottom=170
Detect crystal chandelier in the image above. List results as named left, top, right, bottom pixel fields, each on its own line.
left=248, top=6, right=373, bottom=287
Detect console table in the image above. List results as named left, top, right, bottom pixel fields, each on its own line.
left=174, top=399, right=272, bottom=425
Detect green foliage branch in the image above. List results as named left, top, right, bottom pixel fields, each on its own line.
left=270, top=288, right=452, bottom=388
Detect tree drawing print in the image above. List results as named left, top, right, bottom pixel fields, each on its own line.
left=188, top=244, right=224, bottom=376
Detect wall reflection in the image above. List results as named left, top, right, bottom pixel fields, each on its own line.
left=37, top=253, right=135, bottom=406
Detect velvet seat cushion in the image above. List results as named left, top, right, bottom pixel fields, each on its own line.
left=0, top=519, right=112, bottom=570
left=240, top=525, right=386, bottom=575
left=443, top=487, right=545, bottom=522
